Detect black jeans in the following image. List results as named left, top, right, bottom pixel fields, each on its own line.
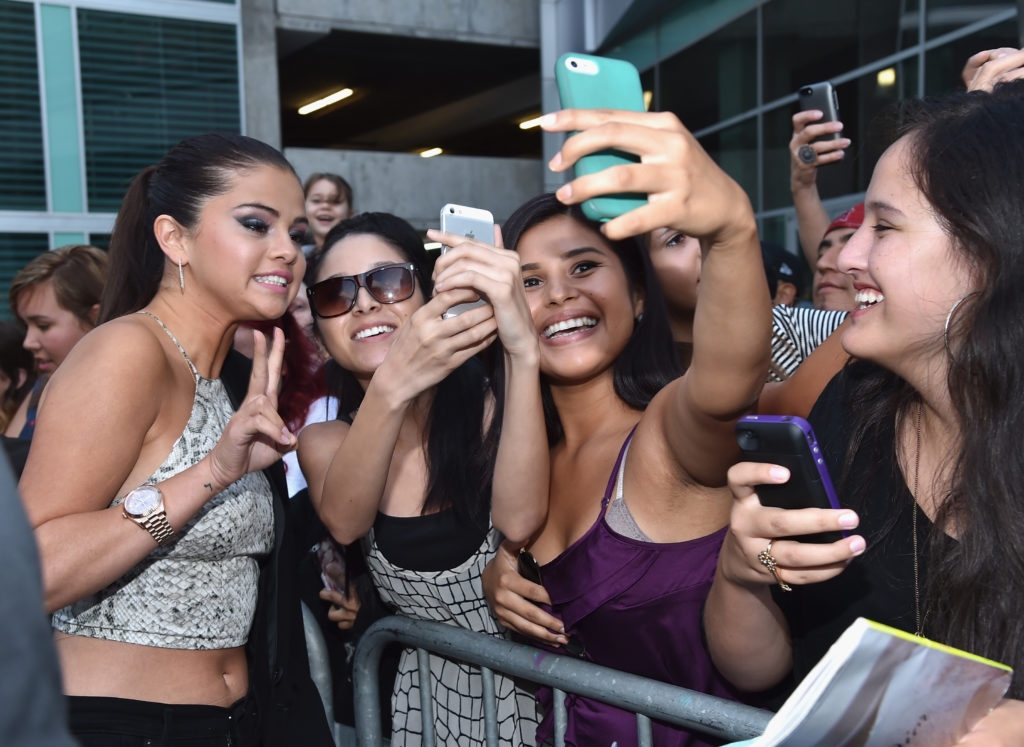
left=68, top=694, right=259, bottom=746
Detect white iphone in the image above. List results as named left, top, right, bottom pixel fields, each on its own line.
left=439, top=203, right=494, bottom=318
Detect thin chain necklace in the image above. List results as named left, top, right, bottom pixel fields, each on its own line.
left=912, top=402, right=923, bottom=637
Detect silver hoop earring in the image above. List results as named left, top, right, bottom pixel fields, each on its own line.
left=943, top=291, right=979, bottom=357
left=178, top=258, right=185, bottom=293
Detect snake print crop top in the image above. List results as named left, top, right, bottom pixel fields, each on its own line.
left=51, top=313, right=274, bottom=650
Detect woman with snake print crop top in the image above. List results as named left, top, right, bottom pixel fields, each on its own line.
left=20, top=133, right=332, bottom=746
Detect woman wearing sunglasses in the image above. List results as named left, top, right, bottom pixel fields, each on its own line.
left=482, top=108, right=771, bottom=746
left=298, top=212, right=546, bottom=745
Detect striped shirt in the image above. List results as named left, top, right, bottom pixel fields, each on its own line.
left=769, top=305, right=847, bottom=382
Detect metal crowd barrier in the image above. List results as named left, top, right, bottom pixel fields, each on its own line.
left=352, top=615, right=772, bottom=747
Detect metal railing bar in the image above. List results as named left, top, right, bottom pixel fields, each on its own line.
left=353, top=616, right=772, bottom=746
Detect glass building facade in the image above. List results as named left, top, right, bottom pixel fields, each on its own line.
left=602, top=0, right=1019, bottom=248
left=2, top=0, right=1020, bottom=318
left=0, top=0, right=241, bottom=319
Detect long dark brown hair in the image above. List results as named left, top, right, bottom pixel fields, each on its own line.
left=843, top=81, right=1024, bottom=697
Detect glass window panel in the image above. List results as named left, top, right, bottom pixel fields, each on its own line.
left=655, top=10, right=757, bottom=133
left=925, top=19, right=1018, bottom=94
left=763, top=0, right=919, bottom=103
left=0, top=235, right=49, bottom=321
left=699, top=117, right=758, bottom=208
left=78, top=10, right=241, bottom=212
left=926, top=1, right=1016, bottom=41
left=758, top=214, right=789, bottom=248
left=88, top=233, right=111, bottom=251
left=0, top=1, right=46, bottom=211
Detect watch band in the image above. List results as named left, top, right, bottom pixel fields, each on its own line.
left=139, top=510, right=175, bottom=546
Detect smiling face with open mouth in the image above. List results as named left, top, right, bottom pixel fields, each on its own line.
left=305, top=178, right=352, bottom=247
left=837, top=134, right=978, bottom=380
left=312, top=233, right=425, bottom=384
left=517, top=214, right=643, bottom=385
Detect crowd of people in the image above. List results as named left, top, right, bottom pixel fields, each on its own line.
left=3, top=45, right=1024, bottom=747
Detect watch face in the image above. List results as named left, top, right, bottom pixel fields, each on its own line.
left=124, top=485, right=161, bottom=516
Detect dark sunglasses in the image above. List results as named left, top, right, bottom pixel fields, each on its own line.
left=517, top=548, right=586, bottom=658
left=307, top=263, right=416, bottom=319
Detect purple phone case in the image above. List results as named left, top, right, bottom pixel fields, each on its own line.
left=736, top=414, right=847, bottom=543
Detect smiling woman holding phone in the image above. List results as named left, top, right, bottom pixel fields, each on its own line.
left=483, top=106, right=772, bottom=747
left=705, top=82, right=1024, bottom=744
left=298, top=212, right=546, bottom=745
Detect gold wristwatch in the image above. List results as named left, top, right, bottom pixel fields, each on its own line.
left=122, top=485, right=175, bottom=546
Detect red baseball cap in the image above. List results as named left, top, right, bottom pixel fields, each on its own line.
left=824, top=202, right=864, bottom=235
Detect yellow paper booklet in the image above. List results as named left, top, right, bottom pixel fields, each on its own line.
left=747, top=617, right=1012, bottom=747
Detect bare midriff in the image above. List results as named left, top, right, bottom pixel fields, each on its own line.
left=55, top=633, right=249, bottom=706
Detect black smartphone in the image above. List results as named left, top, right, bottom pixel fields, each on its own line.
left=735, top=414, right=846, bottom=543
left=517, top=548, right=585, bottom=657
left=797, top=81, right=840, bottom=142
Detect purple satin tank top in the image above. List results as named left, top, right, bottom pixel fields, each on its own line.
left=535, top=431, right=739, bottom=747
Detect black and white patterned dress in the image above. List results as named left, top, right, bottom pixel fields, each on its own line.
left=365, top=523, right=539, bottom=746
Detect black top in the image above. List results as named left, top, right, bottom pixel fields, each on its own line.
left=219, top=350, right=334, bottom=746
left=776, top=367, right=933, bottom=684
left=374, top=507, right=488, bottom=572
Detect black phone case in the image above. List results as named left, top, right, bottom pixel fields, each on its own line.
left=798, top=81, right=840, bottom=142
left=736, top=414, right=846, bottom=543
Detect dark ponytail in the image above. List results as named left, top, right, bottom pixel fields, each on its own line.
left=100, top=166, right=161, bottom=322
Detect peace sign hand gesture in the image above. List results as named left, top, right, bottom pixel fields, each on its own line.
left=207, top=327, right=296, bottom=492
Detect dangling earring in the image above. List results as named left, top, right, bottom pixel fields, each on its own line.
left=178, top=258, right=185, bottom=293
left=635, top=312, right=644, bottom=324
left=943, top=291, right=979, bottom=357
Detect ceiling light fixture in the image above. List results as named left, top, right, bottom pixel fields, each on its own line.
left=419, top=147, right=443, bottom=158
left=298, top=87, right=354, bottom=116
left=876, top=68, right=896, bottom=88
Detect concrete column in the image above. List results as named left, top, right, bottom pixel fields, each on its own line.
left=540, top=0, right=587, bottom=194
left=241, top=0, right=282, bottom=148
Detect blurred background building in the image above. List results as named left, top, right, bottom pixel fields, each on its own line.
left=2, top=0, right=1020, bottom=318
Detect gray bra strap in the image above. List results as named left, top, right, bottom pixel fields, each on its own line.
left=136, top=310, right=200, bottom=383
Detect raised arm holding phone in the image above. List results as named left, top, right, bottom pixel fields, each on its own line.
left=483, top=99, right=772, bottom=746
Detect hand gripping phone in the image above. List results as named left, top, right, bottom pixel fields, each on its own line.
left=316, top=538, right=347, bottom=596
left=735, top=414, right=846, bottom=543
left=439, top=203, right=493, bottom=319
left=797, top=81, right=841, bottom=142
left=555, top=52, right=647, bottom=222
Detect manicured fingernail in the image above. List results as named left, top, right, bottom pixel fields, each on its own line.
left=539, top=113, right=556, bottom=128
left=768, top=466, right=790, bottom=481
left=555, top=184, right=572, bottom=202
left=849, top=536, right=866, bottom=555
left=548, top=152, right=563, bottom=171
left=838, top=511, right=859, bottom=528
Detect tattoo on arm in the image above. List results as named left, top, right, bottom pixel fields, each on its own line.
left=204, top=483, right=213, bottom=492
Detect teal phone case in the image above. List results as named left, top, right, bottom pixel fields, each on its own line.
left=555, top=53, right=647, bottom=222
